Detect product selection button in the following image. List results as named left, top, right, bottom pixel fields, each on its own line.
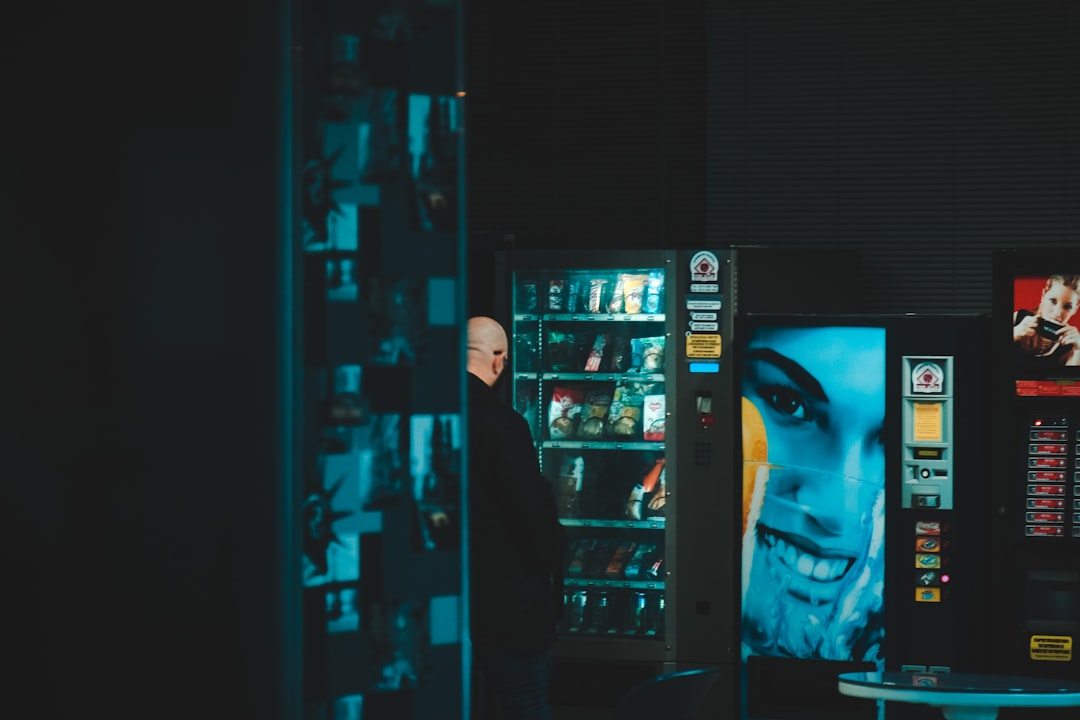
left=1026, top=511, right=1064, bottom=524
left=915, top=587, right=941, bottom=603
left=1026, top=525, right=1064, bottom=537
left=916, top=570, right=940, bottom=586
left=915, top=537, right=941, bottom=553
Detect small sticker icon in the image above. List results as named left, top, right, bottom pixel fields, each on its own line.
left=912, top=361, right=944, bottom=394
left=689, top=251, right=719, bottom=282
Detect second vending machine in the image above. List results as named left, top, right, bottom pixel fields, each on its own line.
left=495, top=248, right=740, bottom=708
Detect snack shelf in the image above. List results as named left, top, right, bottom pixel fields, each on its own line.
left=540, top=372, right=666, bottom=383
left=559, top=519, right=665, bottom=530
left=512, top=314, right=666, bottom=323
left=541, top=313, right=666, bottom=323
left=542, top=441, right=664, bottom=451
left=564, top=579, right=664, bottom=591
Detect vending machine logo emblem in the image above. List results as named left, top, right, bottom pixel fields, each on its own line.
left=911, top=361, right=945, bottom=394
left=689, top=251, right=719, bottom=282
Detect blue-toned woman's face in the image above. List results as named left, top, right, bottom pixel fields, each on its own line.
left=741, top=326, right=886, bottom=662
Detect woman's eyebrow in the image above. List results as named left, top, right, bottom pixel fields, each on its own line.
left=745, top=347, right=828, bottom=403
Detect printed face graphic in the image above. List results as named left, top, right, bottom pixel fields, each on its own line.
left=741, top=326, right=886, bottom=663
left=1038, top=282, right=1079, bottom=325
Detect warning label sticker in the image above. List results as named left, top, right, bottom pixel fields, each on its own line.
left=1030, top=635, right=1073, bottom=662
left=686, top=334, right=722, bottom=359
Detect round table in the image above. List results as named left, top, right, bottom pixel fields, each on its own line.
left=838, top=671, right=1080, bottom=720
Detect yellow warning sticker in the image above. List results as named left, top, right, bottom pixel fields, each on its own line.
left=913, top=402, right=944, bottom=442
left=686, top=334, right=722, bottom=359
left=1030, top=635, right=1072, bottom=662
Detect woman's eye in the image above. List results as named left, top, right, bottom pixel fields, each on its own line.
left=762, top=385, right=810, bottom=420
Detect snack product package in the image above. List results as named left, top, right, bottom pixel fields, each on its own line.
left=546, top=329, right=583, bottom=371
left=608, top=380, right=651, bottom=438
left=584, top=333, right=608, bottom=372
left=608, top=274, right=626, bottom=313
left=579, top=389, right=612, bottom=439
left=644, top=271, right=664, bottom=314
left=567, top=280, right=582, bottom=313
left=632, top=336, right=666, bottom=372
left=587, top=278, right=608, bottom=313
left=605, top=333, right=632, bottom=372
left=548, top=385, right=585, bottom=439
left=515, top=383, right=537, bottom=437
left=521, top=280, right=538, bottom=313
left=642, top=394, right=666, bottom=441
left=548, top=278, right=565, bottom=311
left=620, top=273, right=649, bottom=314
left=555, top=454, right=585, bottom=517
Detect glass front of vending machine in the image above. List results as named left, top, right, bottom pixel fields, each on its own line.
left=495, top=248, right=738, bottom=713
left=991, top=250, right=1080, bottom=698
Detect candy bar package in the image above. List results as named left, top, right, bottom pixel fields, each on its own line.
left=623, top=543, right=658, bottom=579
left=587, top=278, right=608, bottom=313
left=608, top=274, right=625, bottom=313
left=584, top=333, right=608, bottom=372
left=566, top=280, right=582, bottom=313
left=547, top=385, right=585, bottom=439
left=605, top=540, right=638, bottom=579
left=587, top=538, right=618, bottom=578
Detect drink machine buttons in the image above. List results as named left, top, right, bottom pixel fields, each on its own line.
left=914, top=520, right=950, bottom=603
left=902, top=357, right=954, bottom=511
left=1022, top=417, right=1073, bottom=539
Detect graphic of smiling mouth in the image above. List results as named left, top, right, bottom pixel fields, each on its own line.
left=757, top=524, right=855, bottom=590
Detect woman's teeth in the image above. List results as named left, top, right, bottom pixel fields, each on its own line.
left=767, top=532, right=851, bottom=582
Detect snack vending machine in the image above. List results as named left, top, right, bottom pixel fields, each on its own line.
left=737, top=314, right=993, bottom=720
left=494, top=248, right=740, bottom=709
left=991, top=249, right=1080, bottom=697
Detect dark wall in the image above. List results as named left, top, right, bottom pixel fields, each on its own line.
left=465, top=0, right=707, bottom=316
left=4, top=3, right=294, bottom=719
left=707, top=1, right=1080, bottom=314
left=465, top=1, right=1080, bottom=316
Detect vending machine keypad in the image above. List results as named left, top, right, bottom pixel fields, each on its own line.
left=1022, top=416, right=1076, bottom=540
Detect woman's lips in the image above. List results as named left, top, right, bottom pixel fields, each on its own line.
left=757, top=524, right=855, bottom=599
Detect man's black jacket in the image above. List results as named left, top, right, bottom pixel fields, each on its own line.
left=468, top=372, right=568, bottom=652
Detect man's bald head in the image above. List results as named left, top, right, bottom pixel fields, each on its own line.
left=467, top=316, right=509, bottom=387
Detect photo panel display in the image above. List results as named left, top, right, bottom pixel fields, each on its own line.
left=740, top=323, right=887, bottom=667
left=1011, top=273, right=1080, bottom=379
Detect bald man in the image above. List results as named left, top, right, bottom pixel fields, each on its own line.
left=467, top=316, right=567, bottom=720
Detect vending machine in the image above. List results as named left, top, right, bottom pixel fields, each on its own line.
left=493, top=247, right=862, bottom=714
left=990, top=250, right=1080, bottom=699
left=737, top=314, right=994, bottom=720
